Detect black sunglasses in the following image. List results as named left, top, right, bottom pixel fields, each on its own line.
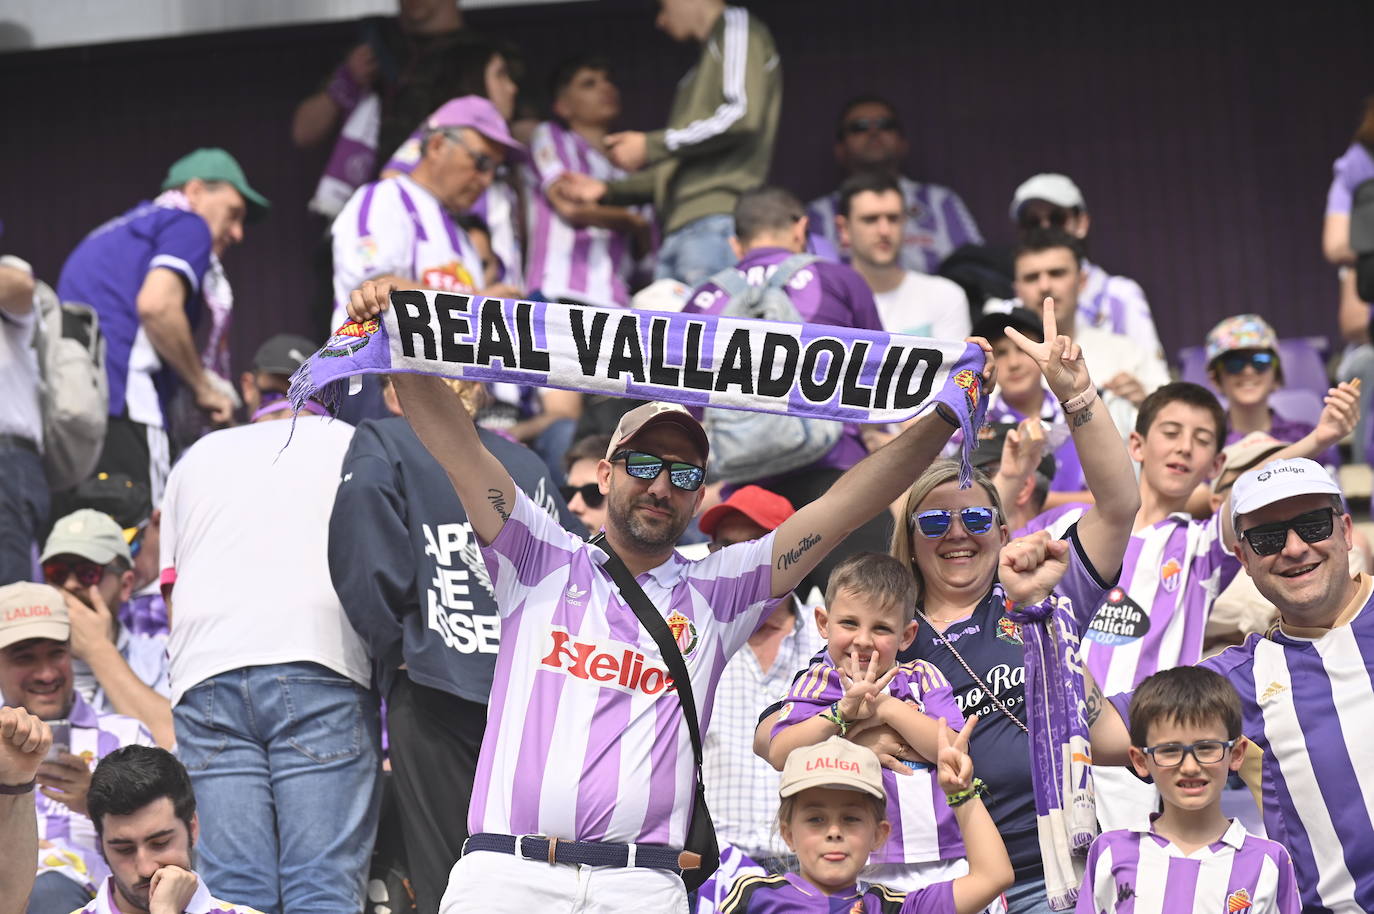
left=1241, top=507, right=1336, bottom=557
left=42, top=558, right=107, bottom=587
left=1139, top=738, right=1236, bottom=768
left=610, top=450, right=705, bottom=492
left=1218, top=351, right=1276, bottom=376
left=445, top=130, right=502, bottom=176
left=910, top=506, right=999, bottom=538
left=842, top=116, right=900, bottom=136
left=559, top=482, right=604, bottom=508
left=1017, top=208, right=1071, bottom=231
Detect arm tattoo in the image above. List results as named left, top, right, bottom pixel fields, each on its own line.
left=1070, top=407, right=1094, bottom=429
left=776, top=532, right=823, bottom=571
left=486, top=488, right=511, bottom=522
left=1084, top=676, right=1103, bottom=727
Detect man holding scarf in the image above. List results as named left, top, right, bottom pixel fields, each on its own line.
left=341, top=277, right=994, bottom=913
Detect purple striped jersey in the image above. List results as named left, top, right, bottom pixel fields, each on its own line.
left=470, top=490, right=782, bottom=847
left=1078, top=262, right=1163, bottom=364
left=79, top=873, right=266, bottom=914
left=1108, top=574, right=1374, bottom=913
left=1075, top=819, right=1301, bottom=914
left=525, top=121, right=643, bottom=308
left=722, top=872, right=956, bottom=914
left=772, top=659, right=967, bottom=864
left=808, top=176, right=983, bottom=275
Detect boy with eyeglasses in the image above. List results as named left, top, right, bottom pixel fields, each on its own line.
left=1076, top=666, right=1300, bottom=914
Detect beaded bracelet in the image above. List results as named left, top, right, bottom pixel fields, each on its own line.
left=945, top=777, right=988, bottom=808
left=820, top=701, right=849, bottom=737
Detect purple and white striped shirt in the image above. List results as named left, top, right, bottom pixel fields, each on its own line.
left=36, top=693, right=154, bottom=892
left=525, top=121, right=641, bottom=308
left=470, top=489, right=782, bottom=847
left=1076, top=818, right=1301, bottom=914
left=1078, top=262, right=1163, bottom=364
left=772, top=658, right=966, bottom=865
left=78, top=873, right=266, bottom=914
left=722, top=872, right=955, bottom=913
left=808, top=176, right=983, bottom=275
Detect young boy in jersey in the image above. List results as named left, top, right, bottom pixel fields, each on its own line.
left=767, top=553, right=968, bottom=891
left=1076, top=666, right=1301, bottom=914
left=725, top=729, right=1011, bottom=913
left=1029, top=380, right=1358, bottom=829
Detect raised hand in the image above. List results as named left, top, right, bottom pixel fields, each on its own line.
left=1004, top=297, right=1091, bottom=403
left=36, top=751, right=92, bottom=816
left=998, top=416, right=1048, bottom=487
left=998, top=531, right=1070, bottom=607
left=347, top=278, right=401, bottom=323
left=1313, top=379, right=1361, bottom=448
left=964, top=335, right=997, bottom=388
left=148, top=865, right=200, bottom=914
left=0, top=706, right=51, bottom=788
left=836, top=655, right=899, bottom=724
left=65, top=587, right=116, bottom=662
left=936, top=715, right=977, bottom=795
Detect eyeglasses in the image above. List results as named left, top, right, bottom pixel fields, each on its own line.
left=910, top=506, right=999, bottom=538
left=610, top=450, right=705, bottom=492
left=559, top=482, right=605, bottom=508
left=1217, top=351, right=1276, bottom=375
left=42, top=558, right=107, bottom=588
left=1017, top=207, right=1071, bottom=231
left=1139, top=738, right=1236, bottom=768
left=842, top=116, right=900, bottom=136
left=1241, top=507, right=1335, bottom=557
left=444, top=130, right=502, bottom=175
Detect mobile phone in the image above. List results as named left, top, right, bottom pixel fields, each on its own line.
left=45, top=719, right=70, bottom=761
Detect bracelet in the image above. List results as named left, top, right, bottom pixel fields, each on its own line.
left=945, top=777, right=988, bottom=808
left=820, top=702, right=850, bottom=737
left=0, top=778, right=35, bottom=795
left=934, top=403, right=961, bottom=428
left=1059, top=384, right=1097, bottom=414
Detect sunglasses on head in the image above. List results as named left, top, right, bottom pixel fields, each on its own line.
left=1218, top=350, right=1275, bottom=375
left=1017, top=207, right=1071, bottom=231
left=610, top=450, right=705, bottom=492
left=1139, top=738, right=1236, bottom=768
left=910, top=506, right=999, bottom=538
left=1241, top=507, right=1335, bottom=556
left=842, top=116, right=900, bottom=136
left=559, top=482, right=605, bottom=508
left=42, top=558, right=107, bottom=588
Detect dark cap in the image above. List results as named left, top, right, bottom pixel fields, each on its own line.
left=251, top=334, right=319, bottom=376
left=972, top=306, right=1043, bottom=344
left=970, top=421, right=1057, bottom=481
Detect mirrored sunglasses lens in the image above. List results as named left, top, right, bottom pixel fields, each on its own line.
left=1294, top=515, right=1334, bottom=544
left=668, top=465, right=704, bottom=491
left=916, top=511, right=952, bottom=538
left=1246, top=529, right=1286, bottom=556
left=961, top=508, right=995, bottom=535
left=623, top=454, right=663, bottom=480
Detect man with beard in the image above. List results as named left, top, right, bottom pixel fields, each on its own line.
left=77, top=745, right=262, bottom=914
left=344, top=274, right=992, bottom=913
left=39, top=511, right=171, bottom=748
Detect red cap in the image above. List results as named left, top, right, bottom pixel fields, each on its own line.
left=698, top=485, right=795, bottom=538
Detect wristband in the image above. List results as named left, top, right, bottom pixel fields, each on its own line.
left=934, top=403, right=961, bottom=428
left=945, top=777, right=988, bottom=808
left=820, top=702, right=850, bottom=737
left=0, top=778, right=35, bottom=795
left=1059, top=384, right=1097, bottom=415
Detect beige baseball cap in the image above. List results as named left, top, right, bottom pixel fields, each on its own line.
left=605, top=401, right=709, bottom=463
left=779, top=736, right=885, bottom=800
left=0, top=583, right=70, bottom=650
left=41, top=509, right=132, bottom=566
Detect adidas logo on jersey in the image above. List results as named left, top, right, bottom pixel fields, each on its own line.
left=1259, top=681, right=1288, bottom=703
left=565, top=584, right=588, bottom=605
left=540, top=629, right=676, bottom=696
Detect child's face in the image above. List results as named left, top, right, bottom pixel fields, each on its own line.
left=991, top=336, right=1042, bottom=406
left=817, top=591, right=916, bottom=676
left=1211, top=349, right=1279, bottom=409
left=1128, top=715, right=1244, bottom=815
left=781, top=787, right=890, bottom=893
left=1128, top=401, right=1223, bottom=503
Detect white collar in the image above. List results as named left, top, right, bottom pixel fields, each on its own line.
left=1130, top=815, right=1248, bottom=853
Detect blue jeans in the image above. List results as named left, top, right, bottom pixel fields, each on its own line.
left=1003, top=875, right=1056, bottom=914
left=25, top=872, right=92, bottom=914
left=0, top=443, right=46, bottom=585
left=655, top=213, right=736, bottom=287
left=174, top=662, right=382, bottom=914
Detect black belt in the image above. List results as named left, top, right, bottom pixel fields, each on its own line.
left=0, top=434, right=38, bottom=454
left=463, top=832, right=700, bottom=873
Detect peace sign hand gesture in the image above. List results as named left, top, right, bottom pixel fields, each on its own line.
left=1004, top=297, right=1092, bottom=403
left=936, top=715, right=977, bottom=795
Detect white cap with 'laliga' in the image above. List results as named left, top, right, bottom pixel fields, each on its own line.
left=1230, top=457, right=1342, bottom=531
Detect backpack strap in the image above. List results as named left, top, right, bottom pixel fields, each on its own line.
left=765, top=253, right=819, bottom=290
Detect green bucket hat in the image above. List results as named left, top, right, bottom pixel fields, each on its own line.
left=162, top=148, right=270, bottom=222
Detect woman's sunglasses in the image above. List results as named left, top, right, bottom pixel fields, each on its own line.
left=1217, top=351, right=1275, bottom=375
left=910, top=506, right=999, bottom=539
left=610, top=451, right=705, bottom=492
left=559, top=482, right=604, bottom=508
left=1241, top=507, right=1335, bottom=557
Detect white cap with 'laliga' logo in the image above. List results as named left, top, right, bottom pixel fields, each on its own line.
left=1230, top=457, right=1342, bottom=531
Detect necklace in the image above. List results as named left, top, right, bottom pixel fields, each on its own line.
left=915, top=606, right=1028, bottom=734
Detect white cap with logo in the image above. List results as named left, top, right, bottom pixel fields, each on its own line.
left=1230, top=457, right=1343, bottom=531
left=779, top=735, right=885, bottom=800
left=1009, top=173, right=1086, bottom=220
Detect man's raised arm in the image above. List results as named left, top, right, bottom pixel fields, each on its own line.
left=346, top=279, right=516, bottom=545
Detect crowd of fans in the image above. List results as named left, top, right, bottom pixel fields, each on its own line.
left=3, top=1, right=1374, bottom=913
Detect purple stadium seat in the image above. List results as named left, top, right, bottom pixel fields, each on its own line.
left=1174, top=336, right=1330, bottom=400
left=1269, top=388, right=1325, bottom=425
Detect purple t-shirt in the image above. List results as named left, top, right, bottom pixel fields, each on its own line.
left=683, top=246, right=885, bottom=476
left=722, top=871, right=956, bottom=914
left=773, top=658, right=966, bottom=864
left=1326, top=142, right=1374, bottom=215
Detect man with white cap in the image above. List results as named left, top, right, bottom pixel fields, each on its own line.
left=1074, top=456, right=1374, bottom=913
left=1009, top=173, right=1163, bottom=364
left=346, top=274, right=994, bottom=911
left=0, top=582, right=153, bottom=914
left=38, top=511, right=170, bottom=748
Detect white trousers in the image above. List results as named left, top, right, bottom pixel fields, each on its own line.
left=438, top=850, right=689, bottom=914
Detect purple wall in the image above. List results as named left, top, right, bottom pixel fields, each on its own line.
left=1, top=0, right=1369, bottom=376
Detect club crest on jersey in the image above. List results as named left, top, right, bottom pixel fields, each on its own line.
left=1159, top=556, right=1182, bottom=593
left=321, top=318, right=380, bottom=358
left=995, top=615, right=1023, bottom=645
left=952, top=369, right=981, bottom=412
left=1226, top=887, right=1253, bottom=911
left=666, top=610, right=699, bottom=656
